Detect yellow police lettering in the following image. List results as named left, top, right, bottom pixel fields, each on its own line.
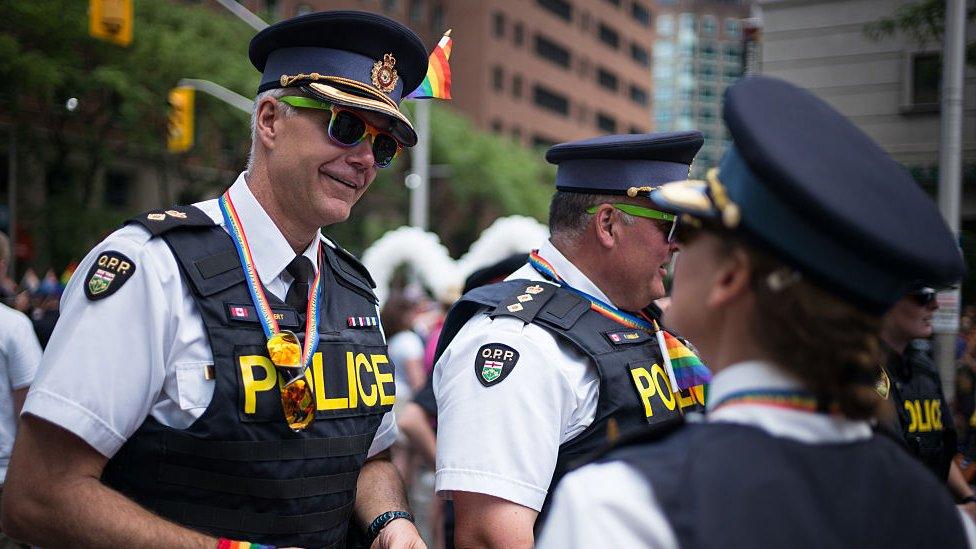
left=904, top=399, right=944, bottom=433
left=676, top=387, right=698, bottom=410
left=316, top=351, right=349, bottom=411
left=240, top=355, right=276, bottom=414
left=930, top=400, right=943, bottom=430
left=346, top=352, right=359, bottom=409
left=373, top=354, right=396, bottom=406
left=356, top=352, right=378, bottom=407
left=916, top=400, right=931, bottom=431
left=630, top=367, right=656, bottom=417
left=650, top=364, right=677, bottom=411
left=905, top=401, right=918, bottom=432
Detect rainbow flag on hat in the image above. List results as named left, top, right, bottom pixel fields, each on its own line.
left=406, top=30, right=453, bottom=99
left=654, top=320, right=711, bottom=390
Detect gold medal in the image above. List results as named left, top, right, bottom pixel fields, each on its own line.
left=267, top=331, right=315, bottom=431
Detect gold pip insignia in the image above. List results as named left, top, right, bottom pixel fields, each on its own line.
left=517, top=294, right=533, bottom=303
left=147, top=213, right=166, bottom=221
left=371, top=53, right=399, bottom=93
left=165, top=210, right=187, bottom=219
left=507, top=303, right=524, bottom=313
left=525, top=285, right=544, bottom=295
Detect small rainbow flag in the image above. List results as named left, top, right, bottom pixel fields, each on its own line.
left=654, top=321, right=711, bottom=391
left=406, top=29, right=453, bottom=100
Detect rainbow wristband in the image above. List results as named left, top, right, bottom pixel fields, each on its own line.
left=217, top=539, right=276, bottom=549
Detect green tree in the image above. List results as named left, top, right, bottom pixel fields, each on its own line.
left=865, top=0, right=976, bottom=64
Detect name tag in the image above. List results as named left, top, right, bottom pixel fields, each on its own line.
left=226, top=303, right=300, bottom=328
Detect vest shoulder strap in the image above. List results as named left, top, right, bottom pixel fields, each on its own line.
left=161, top=224, right=244, bottom=297
left=323, top=243, right=377, bottom=304
left=126, top=205, right=215, bottom=236
left=487, top=280, right=560, bottom=323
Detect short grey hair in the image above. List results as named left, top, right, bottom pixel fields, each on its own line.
left=548, top=191, right=634, bottom=244
left=246, top=87, right=299, bottom=172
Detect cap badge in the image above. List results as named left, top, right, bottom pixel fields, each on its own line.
left=706, top=168, right=741, bottom=229
left=371, top=53, right=399, bottom=94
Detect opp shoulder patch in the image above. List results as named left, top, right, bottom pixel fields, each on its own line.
left=85, top=251, right=136, bottom=301
left=474, top=343, right=520, bottom=387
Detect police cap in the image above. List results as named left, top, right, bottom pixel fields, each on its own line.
left=249, top=11, right=428, bottom=146
left=648, top=76, right=963, bottom=313
left=545, top=132, right=704, bottom=195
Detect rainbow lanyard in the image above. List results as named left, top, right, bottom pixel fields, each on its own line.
left=528, top=250, right=655, bottom=334
left=219, top=193, right=323, bottom=371
left=710, top=388, right=830, bottom=414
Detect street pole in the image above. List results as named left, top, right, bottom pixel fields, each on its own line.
left=409, top=100, right=430, bottom=230
left=7, top=127, right=16, bottom=278
left=934, top=0, right=966, bottom=398
left=211, top=0, right=268, bottom=31
left=177, top=79, right=254, bottom=113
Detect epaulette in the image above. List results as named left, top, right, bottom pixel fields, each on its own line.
left=125, top=205, right=215, bottom=236
left=329, top=240, right=376, bottom=289
left=488, top=281, right=558, bottom=323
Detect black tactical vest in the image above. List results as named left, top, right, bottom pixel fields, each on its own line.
left=884, top=344, right=956, bottom=481
left=603, top=422, right=967, bottom=548
left=101, top=206, right=393, bottom=548
left=434, top=280, right=704, bottom=498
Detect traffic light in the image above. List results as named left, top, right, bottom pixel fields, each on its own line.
left=89, top=0, right=133, bottom=47
left=167, top=87, right=195, bottom=153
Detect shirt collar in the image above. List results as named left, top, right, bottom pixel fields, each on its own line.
left=534, top=240, right=616, bottom=307
left=226, top=173, right=322, bottom=285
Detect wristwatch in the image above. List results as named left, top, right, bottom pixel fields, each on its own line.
left=366, top=510, right=414, bottom=544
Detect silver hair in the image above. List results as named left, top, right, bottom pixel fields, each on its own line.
left=246, top=87, right=299, bottom=172
left=548, top=191, right=635, bottom=246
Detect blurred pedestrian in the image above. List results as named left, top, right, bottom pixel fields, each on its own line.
left=539, top=76, right=974, bottom=548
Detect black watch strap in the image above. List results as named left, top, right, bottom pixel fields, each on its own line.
left=366, top=510, right=414, bottom=544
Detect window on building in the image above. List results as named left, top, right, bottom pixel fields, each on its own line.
left=680, top=86, right=694, bottom=101
left=724, top=65, right=742, bottom=80
left=512, top=126, right=522, bottom=140
left=597, top=112, right=617, bottom=133
left=491, top=119, right=503, bottom=133
left=493, top=11, right=505, bottom=38
left=533, top=135, right=558, bottom=149
left=631, top=43, right=650, bottom=67
left=699, top=85, right=715, bottom=101
left=597, top=67, right=619, bottom=92
left=381, top=0, right=398, bottom=13
left=514, top=22, right=524, bottom=46
left=598, top=23, right=620, bottom=49
left=512, top=74, right=523, bottom=99
left=724, top=43, right=740, bottom=62
left=535, top=34, right=571, bottom=69
left=409, top=0, right=424, bottom=24
left=701, top=15, right=716, bottom=36
left=602, top=0, right=621, bottom=6
left=679, top=13, right=695, bottom=33
left=431, top=4, right=444, bottom=33
left=655, top=109, right=672, bottom=124
left=657, top=14, right=673, bottom=36
left=534, top=85, right=570, bottom=116
left=701, top=42, right=717, bottom=58
left=104, top=171, right=132, bottom=209
left=681, top=42, right=695, bottom=57
left=629, top=84, right=648, bottom=106
left=654, top=41, right=673, bottom=58
left=631, top=2, right=650, bottom=26
left=700, top=107, right=715, bottom=122
left=680, top=106, right=693, bottom=119
left=905, top=51, right=941, bottom=111
left=536, top=0, right=572, bottom=22
left=492, top=65, right=504, bottom=91
left=629, top=125, right=644, bottom=134
left=724, top=18, right=740, bottom=38
left=700, top=64, right=716, bottom=81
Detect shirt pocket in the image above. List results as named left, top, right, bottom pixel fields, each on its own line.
left=174, top=361, right=215, bottom=411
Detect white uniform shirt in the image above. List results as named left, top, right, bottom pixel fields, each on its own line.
left=537, top=361, right=976, bottom=548
left=23, top=173, right=396, bottom=459
left=0, top=303, right=42, bottom=483
left=433, top=240, right=603, bottom=511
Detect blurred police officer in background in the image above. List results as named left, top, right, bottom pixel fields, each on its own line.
left=539, top=75, right=975, bottom=548
left=2, top=11, right=428, bottom=548
left=433, top=132, right=709, bottom=547
left=881, top=286, right=976, bottom=519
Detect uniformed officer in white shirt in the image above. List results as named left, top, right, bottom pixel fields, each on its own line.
left=538, top=76, right=976, bottom=548
left=433, top=132, right=711, bottom=547
left=2, top=11, right=430, bottom=548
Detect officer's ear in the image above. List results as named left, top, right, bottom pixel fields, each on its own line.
left=255, top=97, right=281, bottom=151
left=707, top=244, right=752, bottom=310
left=592, top=204, right=618, bottom=249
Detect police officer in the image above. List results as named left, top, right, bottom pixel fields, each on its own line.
left=538, top=76, right=975, bottom=547
left=2, top=12, right=428, bottom=548
left=433, top=132, right=709, bottom=547
left=881, top=286, right=976, bottom=517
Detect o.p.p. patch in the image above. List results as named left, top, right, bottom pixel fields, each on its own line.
left=85, top=251, right=136, bottom=301
left=475, top=343, right=519, bottom=387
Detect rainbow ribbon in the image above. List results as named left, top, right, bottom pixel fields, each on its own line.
left=406, top=29, right=453, bottom=99
left=710, top=388, right=834, bottom=414
left=217, top=539, right=276, bottom=549
left=219, top=193, right=323, bottom=372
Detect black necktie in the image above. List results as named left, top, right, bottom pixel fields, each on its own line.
left=285, top=255, right=315, bottom=315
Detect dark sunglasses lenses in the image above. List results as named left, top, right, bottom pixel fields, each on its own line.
left=910, top=289, right=937, bottom=306
left=329, top=110, right=400, bottom=167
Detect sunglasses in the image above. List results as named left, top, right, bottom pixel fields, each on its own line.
left=909, top=288, right=937, bottom=307
left=278, top=96, right=404, bottom=168
left=587, top=203, right=678, bottom=241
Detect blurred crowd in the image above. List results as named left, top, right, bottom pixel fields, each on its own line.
left=0, top=232, right=75, bottom=349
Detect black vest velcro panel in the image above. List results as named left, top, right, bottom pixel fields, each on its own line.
left=102, top=216, right=391, bottom=547
left=886, top=348, right=956, bottom=481
left=434, top=280, right=704, bottom=507
left=608, top=423, right=967, bottom=548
